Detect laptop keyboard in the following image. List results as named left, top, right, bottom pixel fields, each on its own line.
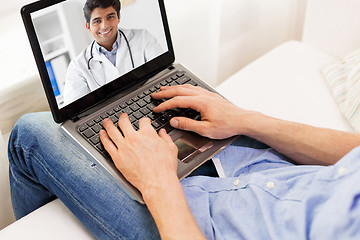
left=77, top=72, right=200, bottom=157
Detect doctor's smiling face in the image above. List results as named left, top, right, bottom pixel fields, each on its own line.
left=85, top=6, right=120, bottom=51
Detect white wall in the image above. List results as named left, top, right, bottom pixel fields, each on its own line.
left=302, top=0, right=360, bottom=59
left=164, top=0, right=307, bottom=86
left=0, top=0, right=307, bottom=90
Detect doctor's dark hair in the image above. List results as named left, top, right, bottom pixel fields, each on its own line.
left=83, top=0, right=121, bottom=24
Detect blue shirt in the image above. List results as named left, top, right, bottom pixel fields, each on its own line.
left=181, top=145, right=360, bottom=239
left=95, top=31, right=120, bottom=66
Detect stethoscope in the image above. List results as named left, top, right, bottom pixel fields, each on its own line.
left=87, top=29, right=135, bottom=70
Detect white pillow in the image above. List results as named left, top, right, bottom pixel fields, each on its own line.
left=322, top=48, right=360, bottom=132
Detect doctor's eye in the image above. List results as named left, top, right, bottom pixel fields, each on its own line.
left=92, top=20, right=101, bottom=25
left=108, top=15, right=115, bottom=20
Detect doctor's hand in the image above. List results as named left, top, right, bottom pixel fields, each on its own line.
left=152, top=84, right=260, bottom=139
left=99, top=114, right=179, bottom=197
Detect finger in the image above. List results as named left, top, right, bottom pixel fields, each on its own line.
left=138, top=117, right=155, bottom=133
left=158, top=128, right=173, bottom=143
left=151, top=85, right=199, bottom=100
left=170, top=117, right=207, bottom=135
left=117, top=113, right=136, bottom=137
left=153, top=96, right=203, bottom=113
left=159, top=84, right=198, bottom=92
left=99, top=129, right=118, bottom=155
left=102, top=118, right=124, bottom=145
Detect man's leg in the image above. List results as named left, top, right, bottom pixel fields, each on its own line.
left=8, top=112, right=159, bottom=240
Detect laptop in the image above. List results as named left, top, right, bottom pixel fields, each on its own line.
left=21, top=0, right=236, bottom=203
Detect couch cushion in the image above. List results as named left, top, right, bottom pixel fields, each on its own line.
left=216, top=40, right=353, bottom=132
left=0, top=199, right=95, bottom=239
left=322, top=48, right=360, bottom=132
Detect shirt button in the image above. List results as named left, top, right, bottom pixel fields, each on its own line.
left=266, top=181, right=275, bottom=189
left=234, top=179, right=240, bottom=186
left=338, top=166, right=347, bottom=175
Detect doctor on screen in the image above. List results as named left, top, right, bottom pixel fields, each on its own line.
left=64, top=0, right=163, bottom=105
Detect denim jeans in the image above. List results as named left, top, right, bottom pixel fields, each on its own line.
left=8, top=112, right=269, bottom=239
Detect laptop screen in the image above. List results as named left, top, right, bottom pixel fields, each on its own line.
left=22, top=0, right=174, bottom=123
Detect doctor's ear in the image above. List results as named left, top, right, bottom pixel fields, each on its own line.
left=85, top=22, right=91, bottom=32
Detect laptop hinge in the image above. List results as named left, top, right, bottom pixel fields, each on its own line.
left=71, top=115, right=80, bottom=122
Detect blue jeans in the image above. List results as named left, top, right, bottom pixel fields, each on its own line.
left=8, top=112, right=269, bottom=239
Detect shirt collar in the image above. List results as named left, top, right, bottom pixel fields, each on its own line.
left=94, top=30, right=120, bottom=55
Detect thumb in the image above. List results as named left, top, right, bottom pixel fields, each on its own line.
left=170, top=117, right=206, bottom=134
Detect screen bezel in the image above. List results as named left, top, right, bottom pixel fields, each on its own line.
left=21, top=0, right=175, bottom=123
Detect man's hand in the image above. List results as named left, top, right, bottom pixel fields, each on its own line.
left=99, top=114, right=206, bottom=239
left=99, top=114, right=178, bottom=196
left=152, top=84, right=259, bottom=139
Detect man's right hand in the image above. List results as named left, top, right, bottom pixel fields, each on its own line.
left=152, top=84, right=260, bottom=139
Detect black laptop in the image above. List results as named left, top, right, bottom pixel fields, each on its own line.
left=21, top=0, right=236, bottom=203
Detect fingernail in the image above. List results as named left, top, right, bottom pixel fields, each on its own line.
left=170, top=119, right=178, bottom=128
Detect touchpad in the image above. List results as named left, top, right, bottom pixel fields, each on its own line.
left=174, top=132, right=214, bottom=163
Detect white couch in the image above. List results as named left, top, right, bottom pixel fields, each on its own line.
left=1, top=0, right=360, bottom=238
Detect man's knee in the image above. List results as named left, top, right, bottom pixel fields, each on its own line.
left=13, top=112, right=53, bottom=132
left=10, top=112, right=54, bottom=146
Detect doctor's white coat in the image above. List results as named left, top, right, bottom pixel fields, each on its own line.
left=63, top=28, right=163, bottom=105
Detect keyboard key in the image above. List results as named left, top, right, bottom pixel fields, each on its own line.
left=158, top=116, right=168, bottom=125
left=92, top=124, right=103, bottom=134
left=113, top=106, right=121, bottom=112
left=143, top=89, right=151, bottom=95
left=161, top=123, right=174, bottom=133
left=83, top=129, right=95, bottom=138
left=147, top=112, right=157, bottom=120
left=176, top=76, right=191, bottom=85
left=119, top=102, right=127, bottom=109
left=90, top=135, right=101, bottom=145
left=86, top=120, right=95, bottom=127
left=93, top=116, right=102, bottom=123
left=154, top=83, right=161, bottom=89
left=151, top=120, right=161, bottom=129
left=128, top=114, right=136, bottom=123
left=188, top=80, right=198, bottom=86
left=130, top=103, right=140, bottom=111
left=143, top=95, right=152, bottom=104
left=132, top=96, right=139, bottom=102
left=137, top=99, right=147, bottom=108
left=123, top=107, right=132, bottom=115
left=164, top=111, right=175, bottom=120
left=100, top=113, right=108, bottom=119
left=160, top=80, right=168, bottom=86
left=138, top=93, right=145, bottom=99
left=147, top=102, right=157, bottom=111
left=115, top=111, right=123, bottom=118
left=133, top=111, right=143, bottom=120
left=126, top=100, right=133, bottom=105
left=140, top=107, right=151, bottom=115
left=109, top=115, right=118, bottom=123
left=133, top=121, right=139, bottom=130
left=183, top=109, right=200, bottom=119
left=96, top=143, right=105, bottom=152
left=78, top=124, right=88, bottom=132
left=106, top=110, right=115, bottom=116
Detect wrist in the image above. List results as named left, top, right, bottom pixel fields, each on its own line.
left=142, top=174, right=181, bottom=205
left=234, top=110, right=268, bottom=137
